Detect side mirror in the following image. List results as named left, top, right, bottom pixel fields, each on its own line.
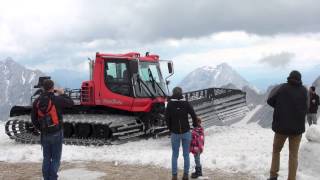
left=166, top=80, right=170, bottom=85
left=129, top=60, right=139, bottom=74
left=168, top=62, right=173, bottom=74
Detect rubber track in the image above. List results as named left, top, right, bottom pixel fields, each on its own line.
left=5, top=114, right=167, bottom=146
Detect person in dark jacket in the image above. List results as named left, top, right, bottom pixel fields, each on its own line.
left=31, top=79, right=74, bottom=180
left=266, top=70, right=308, bottom=180
left=307, top=86, right=319, bottom=126
left=165, top=87, right=198, bottom=180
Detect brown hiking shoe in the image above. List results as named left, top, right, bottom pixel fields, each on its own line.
left=172, top=174, right=178, bottom=180
left=267, top=177, right=277, bottom=180
left=182, top=173, right=189, bottom=180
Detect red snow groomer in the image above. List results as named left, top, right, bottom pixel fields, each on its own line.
left=5, top=52, right=249, bottom=145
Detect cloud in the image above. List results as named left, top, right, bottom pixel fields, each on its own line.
left=1, top=0, right=320, bottom=48
left=1, top=0, right=320, bottom=89
left=140, top=0, right=320, bottom=39
left=259, top=52, right=295, bottom=68
left=1, top=0, right=320, bottom=58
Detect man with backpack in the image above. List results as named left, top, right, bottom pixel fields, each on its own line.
left=31, top=79, right=74, bottom=180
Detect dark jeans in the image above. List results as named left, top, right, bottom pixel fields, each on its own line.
left=194, top=153, right=201, bottom=168
left=41, top=130, right=63, bottom=180
left=307, top=113, right=317, bottom=126
left=171, top=131, right=191, bottom=176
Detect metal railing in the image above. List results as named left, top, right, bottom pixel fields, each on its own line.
left=183, top=87, right=246, bottom=105
left=183, top=87, right=248, bottom=126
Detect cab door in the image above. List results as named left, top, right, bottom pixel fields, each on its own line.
left=99, top=59, right=134, bottom=111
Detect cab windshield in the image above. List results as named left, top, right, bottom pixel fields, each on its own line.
left=134, top=61, right=166, bottom=97
left=139, top=62, right=162, bottom=83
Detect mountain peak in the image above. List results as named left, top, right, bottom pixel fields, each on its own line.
left=217, top=62, right=232, bottom=69
left=4, top=57, right=14, bottom=62
left=179, top=62, right=253, bottom=92
left=2, top=57, right=15, bottom=65
left=201, top=65, right=215, bottom=72
left=0, top=58, right=46, bottom=121
left=1, top=57, right=25, bottom=70
left=201, top=63, right=232, bottom=71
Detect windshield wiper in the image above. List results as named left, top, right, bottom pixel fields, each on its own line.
left=155, top=81, right=166, bottom=97
left=147, top=68, right=166, bottom=97
left=137, top=74, right=155, bottom=98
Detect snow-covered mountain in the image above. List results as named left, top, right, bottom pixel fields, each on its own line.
left=220, top=83, right=264, bottom=108
left=0, top=58, right=45, bottom=121
left=247, top=79, right=320, bottom=128
left=178, top=62, right=263, bottom=108
left=242, top=85, right=265, bottom=107
left=178, top=63, right=255, bottom=92
left=219, top=83, right=238, bottom=90
left=246, top=85, right=276, bottom=127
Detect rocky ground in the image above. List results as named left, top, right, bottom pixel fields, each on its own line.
left=0, top=161, right=255, bottom=180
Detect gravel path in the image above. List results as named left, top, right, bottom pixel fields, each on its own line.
left=0, top=161, right=256, bottom=180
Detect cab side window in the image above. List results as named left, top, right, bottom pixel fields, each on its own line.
left=105, top=61, right=131, bottom=96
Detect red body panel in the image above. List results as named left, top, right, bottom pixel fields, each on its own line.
left=131, top=97, right=165, bottom=112
left=80, top=52, right=165, bottom=113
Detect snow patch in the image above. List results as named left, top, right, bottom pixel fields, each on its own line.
left=0, top=120, right=317, bottom=179
left=0, top=121, right=277, bottom=178
left=299, top=125, right=320, bottom=179
left=22, top=71, right=26, bottom=84
left=4, top=64, right=9, bottom=75
left=5, top=80, right=10, bottom=102
left=29, top=72, right=36, bottom=83
left=305, top=125, right=320, bottom=142
left=251, top=85, right=261, bottom=94
left=59, top=168, right=106, bottom=180
left=214, top=69, right=220, bottom=80
left=202, top=66, right=216, bottom=72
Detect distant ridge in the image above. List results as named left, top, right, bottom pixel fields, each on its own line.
left=0, top=57, right=45, bottom=121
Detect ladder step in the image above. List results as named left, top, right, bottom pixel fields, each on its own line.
left=118, top=131, right=145, bottom=140
left=113, top=128, right=141, bottom=136
left=117, top=123, right=142, bottom=131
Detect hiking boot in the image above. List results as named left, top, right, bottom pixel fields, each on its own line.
left=182, top=173, right=189, bottom=180
left=191, top=172, right=198, bottom=179
left=191, top=166, right=202, bottom=178
left=172, top=174, right=178, bottom=180
left=267, top=177, right=277, bottom=180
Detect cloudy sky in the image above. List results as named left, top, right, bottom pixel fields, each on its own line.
left=1, top=0, right=320, bottom=90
